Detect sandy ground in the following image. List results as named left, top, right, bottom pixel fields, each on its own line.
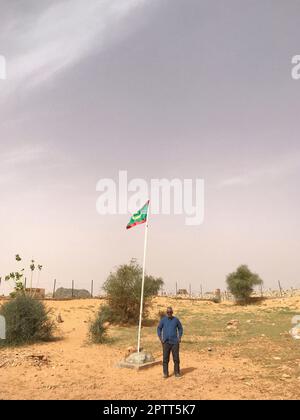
left=1, top=297, right=300, bottom=400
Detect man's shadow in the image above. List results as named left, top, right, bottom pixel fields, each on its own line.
left=179, top=367, right=197, bottom=376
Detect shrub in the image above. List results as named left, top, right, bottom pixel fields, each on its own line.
left=0, top=294, right=55, bottom=346
left=88, top=308, right=109, bottom=344
left=96, top=304, right=122, bottom=324
left=226, top=265, right=263, bottom=303
left=103, top=260, right=163, bottom=324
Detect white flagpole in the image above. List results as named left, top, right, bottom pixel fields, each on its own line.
left=137, top=201, right=150, bottom=353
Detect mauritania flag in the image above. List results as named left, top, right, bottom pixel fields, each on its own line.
left=126, top=200, right=150, bottom=230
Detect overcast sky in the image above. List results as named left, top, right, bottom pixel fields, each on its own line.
left=0, top=0, right=300, bottom=295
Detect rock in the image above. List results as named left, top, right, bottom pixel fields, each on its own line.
left=125, top=351, right=154, bottom=365
left=28, top=354, right=48, bottom=363
left=207, top=347, right=213, bottom=352
left=124, top=346, right=137, bottom=359
left=226, top=320, right=239, bottom=330
left=226, top=325, right=238, bottom=330
left=57, top=313, right=64, bottom=323
left=227, top=319, right=239, bottom=326
left=290, top=327, right=300, bottom=340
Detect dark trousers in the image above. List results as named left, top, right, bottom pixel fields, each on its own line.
left=162, top=342, right=180, bottom=375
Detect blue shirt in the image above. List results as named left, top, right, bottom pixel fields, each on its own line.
left=157, top=316, right=183, bottom=344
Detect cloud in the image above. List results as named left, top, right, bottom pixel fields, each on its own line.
left=219, top=153, right=300, bottom=188
left=1, top=145, right=45, bottom=166
left=0, top=0, right=149, bottom=96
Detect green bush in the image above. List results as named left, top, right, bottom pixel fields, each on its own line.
left=0, top=294, right=55, bottom=346
left=88, top=308, right=109, bottom=344
left=226, top=265, right=263, bottom=303
left=103, top=260, right=163, bottom=324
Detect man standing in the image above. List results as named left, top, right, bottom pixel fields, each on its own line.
left=157, top=307, right=183, bottom=378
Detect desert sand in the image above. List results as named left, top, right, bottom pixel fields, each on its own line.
left=1, top=296, right=300, bottom=400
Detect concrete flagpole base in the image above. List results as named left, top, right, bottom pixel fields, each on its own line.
left=117, top=350, right=161, bottom=370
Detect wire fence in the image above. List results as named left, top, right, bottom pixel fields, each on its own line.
left=1, top=278, right=300, bottom=301
left=0, top=278, right=104, bottom=300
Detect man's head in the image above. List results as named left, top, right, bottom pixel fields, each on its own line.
left=166, top=307, right=173, bottom=318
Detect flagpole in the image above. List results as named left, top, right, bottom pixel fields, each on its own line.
left=137, top=201, right=150, bottom=353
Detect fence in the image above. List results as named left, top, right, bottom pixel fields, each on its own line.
left=1, top=277, right=300, bottom=301
left=0, top=278, right=102, bottom=300
left=159, top=287, right=300, bottom=302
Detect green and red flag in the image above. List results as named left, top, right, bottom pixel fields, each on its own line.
left=126, top=200, right=150, bottom=230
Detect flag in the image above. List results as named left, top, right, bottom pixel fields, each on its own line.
left=126, top=200, right=149, bottom=230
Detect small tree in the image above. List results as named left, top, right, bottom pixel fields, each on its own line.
left=37, top=265, right=43, bottom=287
left=103, top=260, right=163, bottom=324
left=0, top=294, right=55, bottom=346
left=88, top=308, right=109, bottom=344
left=4, top=255, right=43, bottom=296
left=226, top=265, right=263, bottom=303
left=30, top=260, right=35, bottom=289
left=5, top=255, right=25, bottom=296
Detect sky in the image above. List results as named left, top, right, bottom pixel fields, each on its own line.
left=0, top=0, right=300, bottom=295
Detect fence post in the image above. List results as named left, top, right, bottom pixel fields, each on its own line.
left=278, top=280, right=283, bottom=297
left=52, top=279, right=56, bottom=299
left=91, top=280, right=94, bottom=298
left=72, top=280, right=74, bottom=298
left=260, top=284, right=263, bottom=298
